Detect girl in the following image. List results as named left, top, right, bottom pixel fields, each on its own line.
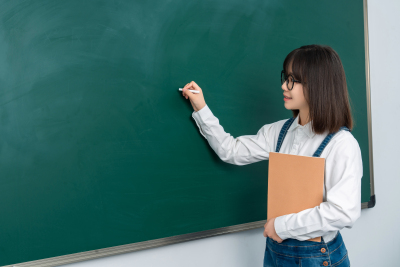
left=181, top=44, right=362, bottom=267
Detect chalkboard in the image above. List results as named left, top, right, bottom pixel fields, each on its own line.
left=0, top=0, right=374, bottom=266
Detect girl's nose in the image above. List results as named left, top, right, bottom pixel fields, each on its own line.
left=281, top=82, right=288, bottom=91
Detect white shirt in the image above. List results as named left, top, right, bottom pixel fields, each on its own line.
left=191, top=104, right=363, bottom=243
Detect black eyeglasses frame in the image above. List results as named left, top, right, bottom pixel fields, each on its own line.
left=281, top=70, right=301, bottom=91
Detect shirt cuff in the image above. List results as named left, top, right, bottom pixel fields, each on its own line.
left=191, top=104, right=213, bottom=123
left=274, top=215, right=293, bottom=241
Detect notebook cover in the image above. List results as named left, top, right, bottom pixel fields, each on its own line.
left=267, top=152, right=325, bottom=242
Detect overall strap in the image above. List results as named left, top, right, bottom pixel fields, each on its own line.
left=312, top=126, right=351, bottom=157
left=275, top=117, right=296, bottom=153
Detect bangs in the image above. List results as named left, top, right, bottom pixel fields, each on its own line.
left=283, top=48, right=308, bottom=84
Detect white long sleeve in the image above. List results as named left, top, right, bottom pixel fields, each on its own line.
left=191, top=104, right=363, bottom=243
left=191, top=104, right=276, bottom=165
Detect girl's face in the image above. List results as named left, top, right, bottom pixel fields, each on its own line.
left=281, top=68, right=309, bottom=112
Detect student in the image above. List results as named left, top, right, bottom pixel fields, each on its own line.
left=181, top=44, right=362, bottom=267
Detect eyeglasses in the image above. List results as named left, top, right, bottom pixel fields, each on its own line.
left=281, top=70, right=301, bottom=91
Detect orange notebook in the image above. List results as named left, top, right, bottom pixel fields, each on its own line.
left=267, top=152, right=325, bottom=242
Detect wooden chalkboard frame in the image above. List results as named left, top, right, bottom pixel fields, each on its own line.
left=5, top=0, right=375, bottom=266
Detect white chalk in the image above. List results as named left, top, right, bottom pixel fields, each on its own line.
left=179, top=88, right=200, bottom=94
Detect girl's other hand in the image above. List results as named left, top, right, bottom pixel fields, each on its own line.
left=182, top=81, right=206, bottom=112
left=263, top=218, right=283, bottom=243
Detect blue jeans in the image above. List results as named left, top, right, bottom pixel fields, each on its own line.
left=264, top=231, right=350, bottom=267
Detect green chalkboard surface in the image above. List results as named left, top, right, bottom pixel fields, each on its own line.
left=0, top=0, right=373, bottom=266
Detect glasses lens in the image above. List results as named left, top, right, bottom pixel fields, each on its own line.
left=281, top=71, right=286, bottom=85
left=288, top=75, right=294, bottom=90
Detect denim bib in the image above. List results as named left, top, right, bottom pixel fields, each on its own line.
left=275, top=117, right=351, bottom=157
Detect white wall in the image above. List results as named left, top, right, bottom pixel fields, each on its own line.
left=61, top=1, right=400, bottom=266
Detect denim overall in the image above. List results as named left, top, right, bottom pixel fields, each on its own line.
left=264, top=117, right=351, bottom=267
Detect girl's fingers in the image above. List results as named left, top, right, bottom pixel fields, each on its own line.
left=184, top=81, right=199, bottom=91
left=189, top=81, right=200, bottom=90
left=186, top=82, right=194, bottom=90
left=182, top=81, right=201, bottom=98
left=182, top=84, right=189, bottom=96
left=183, top=84, right=189, bottom=96
left=190, top=81, right=197, bottom=89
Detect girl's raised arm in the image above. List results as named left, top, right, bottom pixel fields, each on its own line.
left=191, top=104, right=274, bottom=165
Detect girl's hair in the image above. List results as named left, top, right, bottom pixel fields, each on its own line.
left=283, top=44, right=353, bottom=134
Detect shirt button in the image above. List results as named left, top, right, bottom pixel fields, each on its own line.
left=321, top=248, right=326, bottom=253
left=323, top=261, right=329, bottom=266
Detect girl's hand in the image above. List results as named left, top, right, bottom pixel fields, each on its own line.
left=182, top=81, right=206, bottom=112
left=263, top=218, right=283, bottom=243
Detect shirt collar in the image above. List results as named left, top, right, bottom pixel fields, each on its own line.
left=287, top=114, right=316, bottom=138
